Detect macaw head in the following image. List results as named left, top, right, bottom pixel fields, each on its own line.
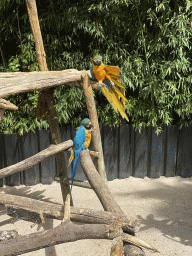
left=93, top=55, right=102, bottom=66
left=81, top=118, right=94, bottom=130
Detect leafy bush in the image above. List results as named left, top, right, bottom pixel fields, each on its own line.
left=0, top=0, right=192, bottom=134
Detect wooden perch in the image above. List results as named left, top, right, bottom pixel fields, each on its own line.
left=65, top=148, right=99, bottom=158
left=80, top=149, right=124, bottom=214
left=0, top=193, right=140, bottom=234
left=111, top=237, right=123, bottom=256
left=0, top=98, right=18, bottom=121
left=0, top=70, right=105, bottom=98
left=0, top=140, right=73, bottom=179
left=82, top=70, right=106, bottom=180
left=80, top=149, right=147, bottom=255
left=0, top=98, right=18, bottom=110
left=0, top=220, right=123, bottom=255
left=121, top=233, right=159, bottom=253
left=54, top=176, right=93, bottom=189
left=26, top=0, right=72, bottom=208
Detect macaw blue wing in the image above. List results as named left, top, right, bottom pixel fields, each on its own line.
left=90, top=63, right=96, bottom=80
left=71, top=126, right=86, bottom=191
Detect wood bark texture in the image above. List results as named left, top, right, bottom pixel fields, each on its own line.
left=0, top=140, right=73, bottom=179
left=54, top=176, right=93, bottom=189
left=80, top=149, right=124, bottom=214
left=0, top=98, right=18, bottom=110
left=80, top=149, right=147, bottom=255
left=0, top=70, right=104, bottom=98
left=47, top=94, right=72, bottom=204
left=26, top=0, right=72, bottom=206
left=81, top=70, right=106, bottom=180
left=110, top=237, right=124, bottom=256
left=0, top=193, right=140, bottom=233
left=25, top=0, right=48, bottom=71
left=0, top=220, right=123, bottom=255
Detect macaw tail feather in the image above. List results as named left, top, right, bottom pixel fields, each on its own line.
left=102, top=87, right=118, bottom=113
left=68, top=147, right=75, bottom=166
left=102, top=87, right=129, bottom=121
left=113, top=86, right=128, bottom=104
left=71, top=150, right=80, bottom=191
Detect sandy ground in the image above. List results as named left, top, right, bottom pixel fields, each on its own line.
left=0, top=176, right=192, bottom=256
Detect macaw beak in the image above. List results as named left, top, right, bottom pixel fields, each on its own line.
left=85, top=122, right=94, bottom=130
left=93, top=57, right=101, bottom=66
left=89, top=122, right=94, bottom=128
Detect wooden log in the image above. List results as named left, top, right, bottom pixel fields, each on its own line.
left=0, top=140, right=73, bottom=179
left=121, top=233, right=158, bottom=253
left=26, top=0, right=72, bottom=207
left=0, top=99, right=18, bottom=121
left=0, top=193, right=140, bottom=233
left=111, top=237, right=124, bottom=256
left=65, top=148, right=100, bottom=158
left=0, top=98, right=18, bottom=110
left=54, top=176, right=93, bottom=189
left=63, top=193, right=70, bottom=221
left=25, top=0, right=48, bottom=71
left=80, top=149, right=124, bottom=214
left=0, top=70, right=105, bottom=98
left=123, top=244, right=145, bottom=256
left=82, top=70, right=106, bottom=180
left=46, top=94, right=73, bottom=205
left=80, top=149, right=146, bottom=255
left=0, top=220, right=123, bottom=255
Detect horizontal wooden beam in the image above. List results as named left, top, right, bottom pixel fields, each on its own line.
left=65, top=148, right=99, bottom=158
left=0, top=70, right=105, bottom=98
left=0, top=193, right=141, bottom=234
left=54, top=176, right=92, bottom=189
left=0, top=220, right=122, bottom=255
left=0, top=140, right=73, bottom=179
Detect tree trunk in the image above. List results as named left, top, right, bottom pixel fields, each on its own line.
left=0, top=221, right=123, bottom=256
left=25, top=0, right=48, bottom=71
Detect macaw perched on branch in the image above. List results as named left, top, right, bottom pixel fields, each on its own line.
left=68, top=118, right=94, bottom=191
left=90, top=55, right=129, bottom=121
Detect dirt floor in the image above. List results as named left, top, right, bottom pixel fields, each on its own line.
left=0, top=176, right=191, bottom=256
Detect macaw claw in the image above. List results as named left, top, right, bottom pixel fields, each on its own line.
left=110, top=80, right=115, bottom=89
left=98, top=81, right=102, bottom=87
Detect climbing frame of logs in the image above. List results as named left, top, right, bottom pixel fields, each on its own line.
left=0, top=70, right=159, bottom=255
left=0, top=0, right=159, bottom=255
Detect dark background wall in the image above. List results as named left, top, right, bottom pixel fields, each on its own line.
left=0, top=124, right=191, bottom=187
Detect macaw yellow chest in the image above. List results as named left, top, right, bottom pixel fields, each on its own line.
left=92, top=62, right=106, bottom=82
left=85, top=129, right=92, bottom=149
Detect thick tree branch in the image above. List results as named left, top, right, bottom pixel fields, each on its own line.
left=0, top=99, right=18, bottom=110
left=0, top=140, right=73, bottom=179
left=0, top=193, right=140, bottom=234
left=0, top=70, right=104, bottom=98
left=0, top=220, right=123, bottom=255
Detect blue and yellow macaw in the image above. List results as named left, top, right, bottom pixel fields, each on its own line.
left=90, top=55, right=129, bottom=121
left=68, top=118, right=94, bottom=191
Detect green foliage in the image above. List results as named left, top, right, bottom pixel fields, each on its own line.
left=1, top=0, right=192, bottom=134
